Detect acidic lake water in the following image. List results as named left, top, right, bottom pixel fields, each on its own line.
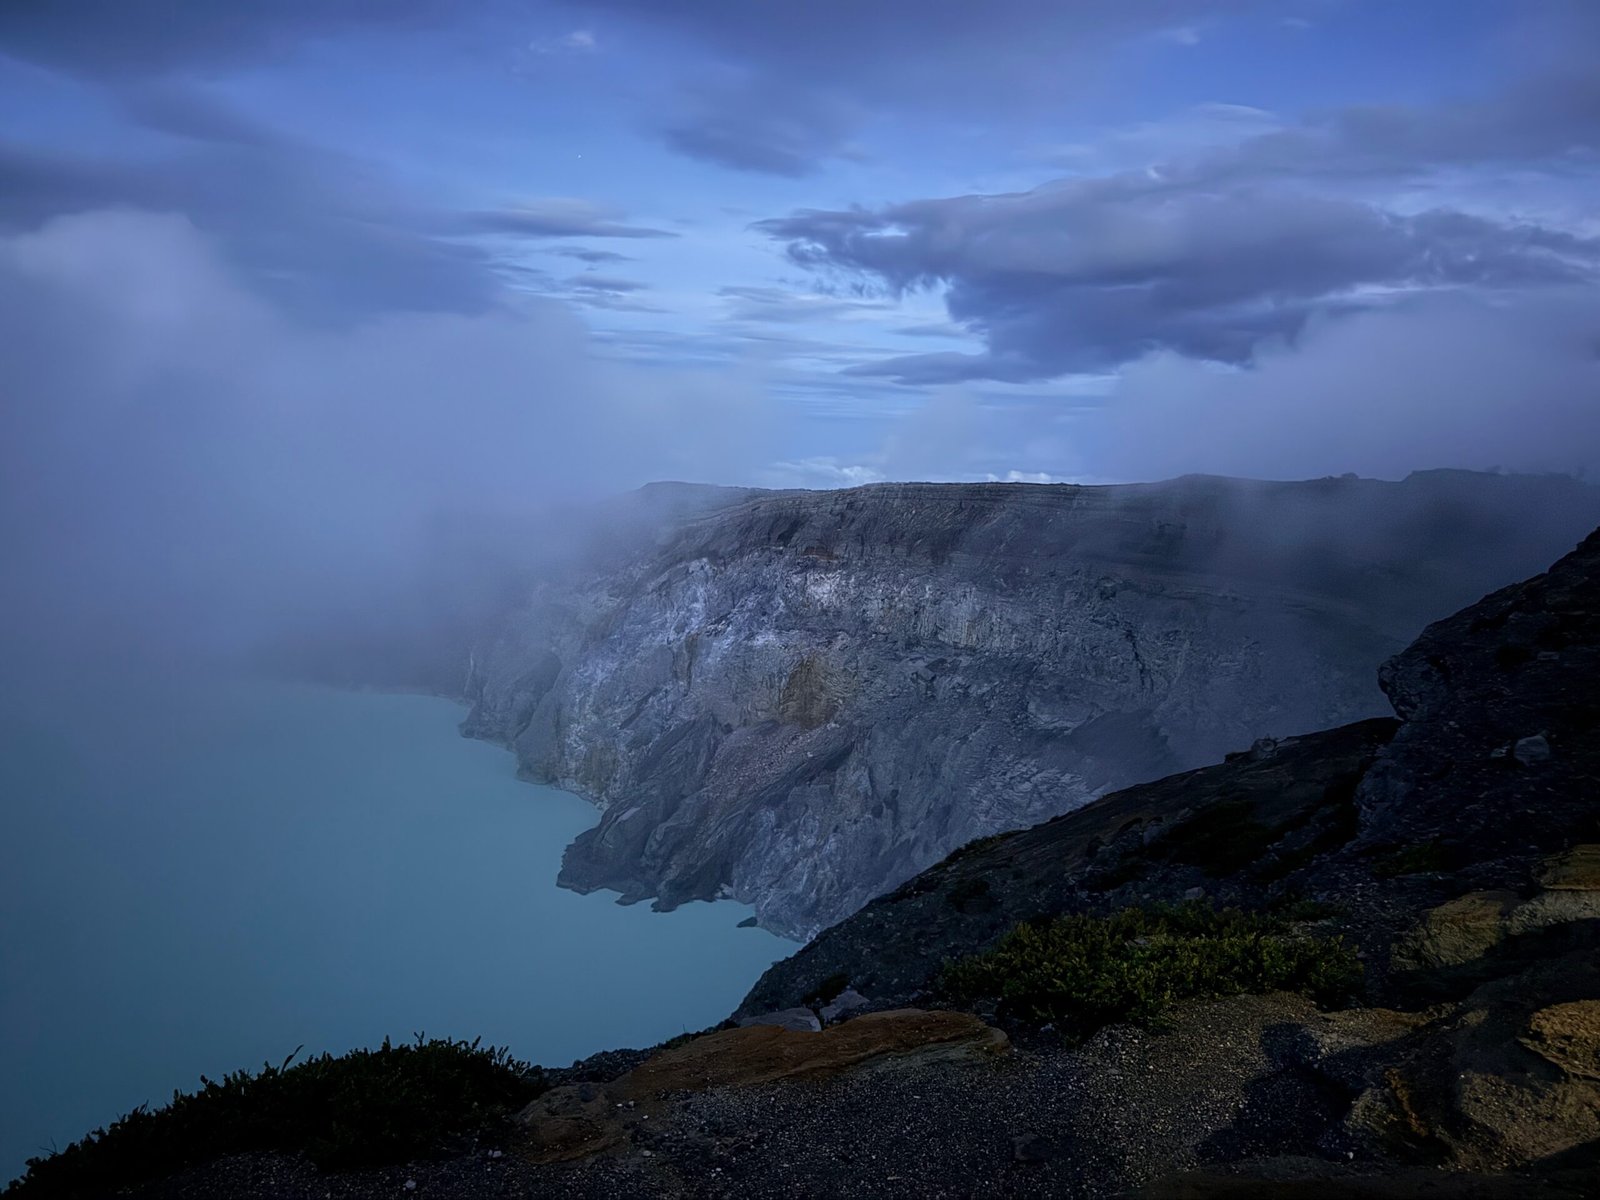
left=0, top=670, right=790, bottom=1185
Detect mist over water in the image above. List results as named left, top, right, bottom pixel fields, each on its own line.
left=0, top=667, right=788, bottom=1186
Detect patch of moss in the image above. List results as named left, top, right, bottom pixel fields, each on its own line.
left=938, top=902, right=1361, bottom=1042
left=6, top=1036, right=546, bottom=1197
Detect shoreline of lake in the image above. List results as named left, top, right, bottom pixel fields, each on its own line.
left=0, top=671, right=790, bottom=1186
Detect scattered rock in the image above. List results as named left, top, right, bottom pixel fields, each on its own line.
left=1248, top=737, right=1280, bottom=761
left=1513, top=734, right=1552, bottom=766
left=1392, top=890, right=1519, bottom=972
left=517, top=1083, right=625, bottom=1163
left=1521, top=1000, right=1600, bottom=1080
left=1536, top=844, right=1600, bottom=891
left=820, top=988, right=871, bottom=1023
left=1183, top=886, right=1207, bottom=902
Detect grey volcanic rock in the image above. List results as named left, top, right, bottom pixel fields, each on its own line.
left=463, top=470, right=1600, bottom=938
left=36, top=520, right=1600, bottom=1200
left=742, top=523, right=1600, bottom=1020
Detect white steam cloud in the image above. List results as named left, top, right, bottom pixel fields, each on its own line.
left=0, top=209, right=776, bottom=655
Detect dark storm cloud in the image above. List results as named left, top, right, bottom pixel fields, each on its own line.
left=463, top=200, right=677, bottom=240
left=761, top=184, right=1600, bottom=382
left=0, top=0, right=458, bottom=77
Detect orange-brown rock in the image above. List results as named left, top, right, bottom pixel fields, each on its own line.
left=621, top=1007, right=1006, bottom=1097
left=517, top=1008, right=1006, bottom=1164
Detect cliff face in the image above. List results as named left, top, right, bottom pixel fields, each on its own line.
left=463, top=471, right=1600, bottom=938
left=716, top=526, right=1600, bottom=1193
left=26, top=514, right=1600, bottom=1200
left=744, top=520, right=1600, bottom=1013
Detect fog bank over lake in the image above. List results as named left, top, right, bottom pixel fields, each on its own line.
left=0, top=671, right=788, bottom=1185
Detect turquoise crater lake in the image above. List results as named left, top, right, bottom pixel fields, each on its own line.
left=0, top=671, right=789, bottom=1185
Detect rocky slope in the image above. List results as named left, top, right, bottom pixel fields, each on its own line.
left=74, top=517, right=1600, bottom=1200
left=462, top=470, right=1600, bottom=938
left=746, top=522, right=1600, bottom=1017
left=699, top=523, right=1600, bottom=1193
left=486, top=519, right=1599, bottom=1199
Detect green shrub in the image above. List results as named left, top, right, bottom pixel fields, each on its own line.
left=7, top=1036, right=546, bottom=1197
left=939, top=902, right=1361, bottom=1041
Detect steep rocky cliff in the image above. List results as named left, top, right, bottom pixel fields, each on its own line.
left=462, top=470, right=1600, bottom=938
left=48, top=518, right=1600, bottom=1199
left=744, top=521, right=1600, bottom=1017
left=15, top=518, right=1600, bottom=1200
left=682, top=522, right=1598, bottom=1197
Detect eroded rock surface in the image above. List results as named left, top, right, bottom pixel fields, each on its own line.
left=463, top=471, right=1600, bottom=937
left=96, top=516, right=1600, bottom=1200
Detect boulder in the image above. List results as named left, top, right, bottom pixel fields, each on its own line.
left=820, top=987, right=871, bottom=1023
left=1391, top=890, right=1520, bottom=973
left=1537, top=844, right=1600, bottom=891
left=1513, top=734, right=1553, bottom=766
left=1521, top=1000, right=1600, bottom=1080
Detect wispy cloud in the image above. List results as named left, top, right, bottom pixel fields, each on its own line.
left=464, top=199, right=677, bottom=240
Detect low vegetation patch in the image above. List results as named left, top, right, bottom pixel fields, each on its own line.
left=7, top=1036, right=546, bottom=1197
left=939, top=902, right=1361, bottom=1042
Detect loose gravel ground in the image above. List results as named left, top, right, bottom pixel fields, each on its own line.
left=126, top=994, right=1368, bottom=1200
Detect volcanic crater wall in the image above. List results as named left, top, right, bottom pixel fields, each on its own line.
left=461, top=472, right=1600, bottom=938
